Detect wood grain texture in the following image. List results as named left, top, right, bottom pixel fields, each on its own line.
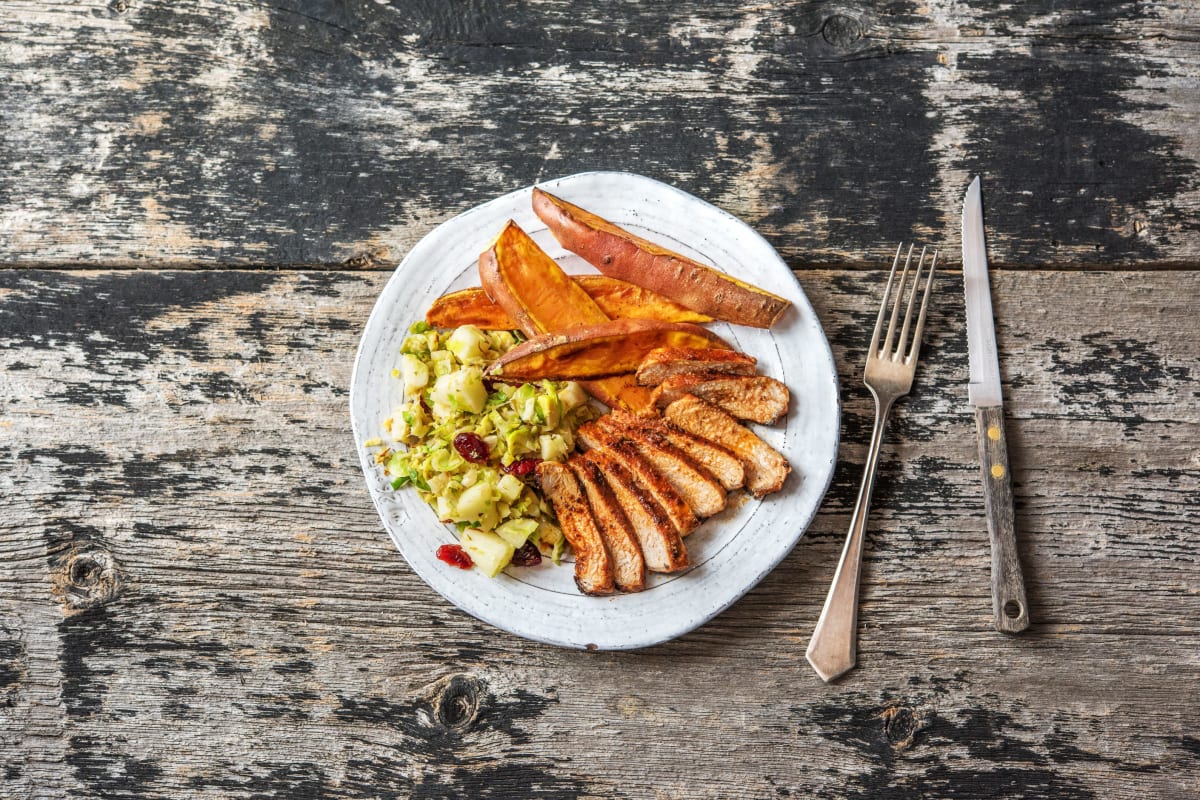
left=1, top=0, right=1199, bottom=268
left=975, top=405, right=1031, bottom=634
left=2, top=268, right=1198, bottom=798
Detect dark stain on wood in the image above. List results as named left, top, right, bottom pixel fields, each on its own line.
left=184, top=761, right=332, bottom=798
left=802, top=695, right=1101, bottom=799
left=0, top=634, right=24, bottom=693
left=66, top=738, right=165, bottom=800
left=1043, top=333, right=1190, bottom=431
left=958, top=8, right=1199, bottom=262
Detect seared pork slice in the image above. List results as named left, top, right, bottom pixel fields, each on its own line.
left=592, top=414, right=727, bottom=517
left=581, top=450, right=689, bottom=573
left=576, top=423, right=699, bottom=537
left=538, top=462, right=615, bottom=596
left=568, top=457, right=646, bottom=592
left=606, top=409, right=745, bottom=491
left=664, top=396, right=790, bottom=497
left=650, top=373, right=790, bottom=425
left=636, top=346, right=757, bottom=386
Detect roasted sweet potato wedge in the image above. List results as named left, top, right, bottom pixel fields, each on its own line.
left=487, top=318, right=731, bottom=382
left=533, top=187, right=791, bottom=329
left=650, top=373, right=790, bottom=425
left=476, top=220, right=652, bottom=412
left=427, top=277, right=713, bottom=330
left=479, top=220, right=608, bottom=334
left=635, top=346, right=757, bottom=386
left=426, top=286, right=517, bottom=330
left=578, top=275, right=713, bottom=324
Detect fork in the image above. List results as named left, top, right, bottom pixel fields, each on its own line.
left=806, top=244, right=937, bottom=683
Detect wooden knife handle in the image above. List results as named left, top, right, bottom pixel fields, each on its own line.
left=975, top=405, right=1030, bottom=633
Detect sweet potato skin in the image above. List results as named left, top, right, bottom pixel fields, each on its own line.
left=533, top=188, right=791, bottom=329
left=487, top=319, right=731, bottom=382
left=427, top=277, right=712, bottom=330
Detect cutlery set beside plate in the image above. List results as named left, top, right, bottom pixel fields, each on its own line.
left=350, top=171, right=1029, bottom=674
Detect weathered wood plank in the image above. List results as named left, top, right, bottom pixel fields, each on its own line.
left=2, top=268, right=1197, bottom=798
left=1, top=0, right=1198, bottom=269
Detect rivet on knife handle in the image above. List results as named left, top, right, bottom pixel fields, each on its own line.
left=975, top=405, right=1030, bottom=633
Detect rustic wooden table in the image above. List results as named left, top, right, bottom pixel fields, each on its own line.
left=3, top=2, right=1199, bottom=798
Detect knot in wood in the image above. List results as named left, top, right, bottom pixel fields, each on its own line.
left=342, top=247, right=390, bottom=269
left=431, top=674, right=483, bottom=732
left=58, top=550, right=123, bottom=611
left=879, top=704, right=927, bottom=751
left=821, top=14, right=863, bottom=48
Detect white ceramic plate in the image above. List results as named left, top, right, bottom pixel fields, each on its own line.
left=350, top=171, right=840, bottom=650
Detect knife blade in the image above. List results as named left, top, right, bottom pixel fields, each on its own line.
left=962, top=176, right=1030, bottom=634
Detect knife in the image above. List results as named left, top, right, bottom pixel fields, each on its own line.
left=962, top=176, right=1030, bottom=634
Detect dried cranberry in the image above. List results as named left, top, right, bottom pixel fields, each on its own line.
left=453, top=432, right=490, bottom=464
left=502, top=457, right=542, bottom=477
left=510, top=541, right=542, bottom=567
left=436, top=544, right=473, bottom=569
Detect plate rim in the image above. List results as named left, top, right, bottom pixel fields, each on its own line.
left=349, top=170, right=841, bottom=650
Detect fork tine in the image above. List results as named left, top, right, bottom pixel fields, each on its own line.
left=869, top=243, right=903, bottom=357
left=895, top=246, right=927, bottom=361
left=907, top=248, right=937, bottom=361
left=881, top=243, right=913, bottom=358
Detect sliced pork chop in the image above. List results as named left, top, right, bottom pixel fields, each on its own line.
left=569, top=456, right=646, bottom=593
left=635, top=346, right=757, bottom=386
left=538, top=461, right=615, bottom=596
left=577, top=422, right=699, bottom=536
left=606, top=408, right=744, bottom=491
left=592, top=414, right=727, bottom=517
left=663, top=396, right=790, bottom=497
left=650, top=373, right=789, bottom=425
left=580, top=450, right=689, bottom=573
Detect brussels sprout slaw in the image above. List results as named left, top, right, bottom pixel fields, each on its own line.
left=371, top=322, right=594, bottom=576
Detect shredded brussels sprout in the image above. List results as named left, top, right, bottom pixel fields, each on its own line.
left=375, top=322, right=593, bottom=571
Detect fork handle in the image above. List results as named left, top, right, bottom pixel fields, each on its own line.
left=806, top=393, right=894, bottom=683
left=975, top=405, right=1030, bottom=633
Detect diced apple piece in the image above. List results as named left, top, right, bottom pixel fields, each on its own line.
left=461, top=529, right=514, bottom=577
left=445, top=325, right=490, bottom=364
left=494, top=518, right=539, bottom=549
left=400, top=354, right=429, bottom=396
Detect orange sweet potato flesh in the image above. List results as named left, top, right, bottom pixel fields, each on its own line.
left=479, top=220, right=608, bottom=333
left=477, top=221, right=654, bottom=411
left=486, top=318, right=731, bottom=382
left=532, top=187, right=791, bottom=329
left=579, top=276, right=712, bottom=324
left=426, top=276, right=712, bottom=330
left=426, top=287, right=516, bottom=330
